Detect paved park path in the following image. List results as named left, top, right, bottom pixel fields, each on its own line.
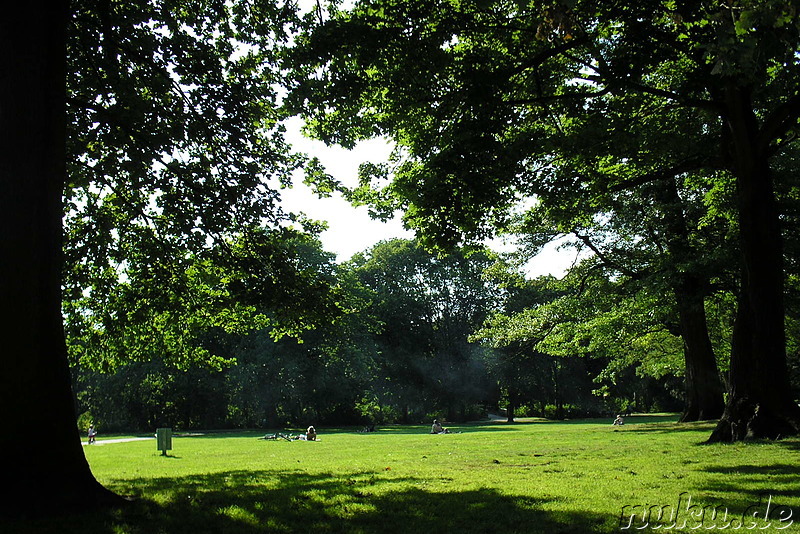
left=81, top=421, right=508, bottom=447
left=83, top=437, right=154, bottom=446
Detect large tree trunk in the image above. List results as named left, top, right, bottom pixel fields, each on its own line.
left=0, top=2, right=124, bottom=518
left=658, top=177, right=725, bottom=422
left=708, top=87, right=800, bottom=442
left=675, top=285, right=725, bottom=422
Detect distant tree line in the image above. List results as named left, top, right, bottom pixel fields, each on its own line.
left=72, top=237, right=700, bottom=432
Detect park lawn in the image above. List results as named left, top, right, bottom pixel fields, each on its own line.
left=7, top=415, right=800, bottom=533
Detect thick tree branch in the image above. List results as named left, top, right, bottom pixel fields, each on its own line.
left=614, top=79, right=720, bottom=112
left=572, top=231, right=641, bottom=280
left=504, top=86, right=611, bottom=107
left=507, top=36, right=590, bottom=78
left=577, top=37, right=721, bottom=112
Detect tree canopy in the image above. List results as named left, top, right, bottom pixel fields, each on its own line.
left=64, top=0, right=339, bottom=370
left=286, top=0, right=800, bottom=440
left=2, top=0, right=349, bottom=515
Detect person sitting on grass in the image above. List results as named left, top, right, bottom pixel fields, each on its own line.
left=430, top=419, right=450, bottom=434
left=613, top=415, right=624, bottom=426
left=304, top=426, right=317, bottom=441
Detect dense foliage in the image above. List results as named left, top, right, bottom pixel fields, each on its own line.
left=63, top=0, right=337, bottom=372
left=72, top=239, right=687, bottom=432
left=65, top=0, right=799, bottom=437
left=284, top=0, right=800, bottom=440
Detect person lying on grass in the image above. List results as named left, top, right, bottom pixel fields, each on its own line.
left=259, top=429, right=319, bottom=441
left=291, top=426, right=319, bottom=441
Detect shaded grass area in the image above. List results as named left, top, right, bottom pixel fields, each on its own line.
left=35, top=471, right=604, bottom=534
left=7, top=415, right=800, bottom=533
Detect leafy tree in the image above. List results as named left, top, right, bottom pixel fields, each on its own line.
left=1, top=0, right=319, bottom=515
left=477, top=263, right=687, bottom=418
left=348, top=239, right=502, bottom=421
left=1, top=0, right=122, bottom=515
left=72, top=230, right=352, bottom=430
left=75, top=358, right=230, bottom=431
left=475, top=272, right=558, bottom=421
left=64, top=0, right=311, bottom=368
left=507, top=162, right=731, bottom=423
left=220, top=233, right=376, bottom=427
left=286, top=0, right=800, bottom=440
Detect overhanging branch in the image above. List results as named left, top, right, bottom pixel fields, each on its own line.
left=504, top=86, right=611, bottom=106
left=572, top=231, right=641, bottom=280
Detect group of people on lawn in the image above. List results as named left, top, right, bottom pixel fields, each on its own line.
left=92, top=418, right=461, bottom=443
left=96, top=416, right=624, bottom=444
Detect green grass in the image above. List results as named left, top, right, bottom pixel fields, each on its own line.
left=8, top=415, right=800, bottom=533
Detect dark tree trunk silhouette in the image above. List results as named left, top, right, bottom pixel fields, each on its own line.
left=0, top=1, right=125, bottom=517
left=506, top=401, right=516, bottom=423
left=505, top=388, right=520, bottom=423
left=675, top=281, right=725, bottom=422
left=709, top=87, right=800, bottom=441
left=657, top=177, right=725, bottom=422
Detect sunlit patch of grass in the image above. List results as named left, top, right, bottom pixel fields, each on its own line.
left=5, top=415, right=800, bottom=533
left=217, top=505, right=259, bottom=526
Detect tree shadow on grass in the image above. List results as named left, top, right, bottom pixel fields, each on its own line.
left=8, top=469, right=612, bottom=534
left=698, top=462, right=800, bottom=499
left=620, top=420, right=717, bottom=439
left=682, top=456, right=800, bottom=527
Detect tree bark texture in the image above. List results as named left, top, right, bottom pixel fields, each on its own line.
left=708, top=87, right=800, bottom=441
left=0, top=1, right=124, bottom=517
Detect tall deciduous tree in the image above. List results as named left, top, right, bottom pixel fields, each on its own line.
left=64, top=0, right=310, bottom=367
left=2, top=0, right=316, bottom=515
left=1, top=0, right=123, bottom=516
left=506, top=175, right=729, bottom=422
left=286, top=0, right=800, bottom=440
left=348, top=239, right=501, bottom=420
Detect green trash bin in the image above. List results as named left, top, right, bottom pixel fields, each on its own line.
left=156, top=427, right=172, bottom=456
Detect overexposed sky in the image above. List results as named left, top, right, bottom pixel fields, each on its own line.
left=280, top=118, right=413, bottom=261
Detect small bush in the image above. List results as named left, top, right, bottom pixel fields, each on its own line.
left=76, top=411, right=94, bottom=433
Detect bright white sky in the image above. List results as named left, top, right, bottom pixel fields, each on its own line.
left=280, top=121, right=582, bottom=277
left=279, top=117, right=413, bottom=260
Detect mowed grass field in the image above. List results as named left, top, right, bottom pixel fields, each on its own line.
left=9, top=415, right=800, bottom=533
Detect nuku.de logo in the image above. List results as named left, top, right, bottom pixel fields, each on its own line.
left=619, top=492, right=794, bottom=530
